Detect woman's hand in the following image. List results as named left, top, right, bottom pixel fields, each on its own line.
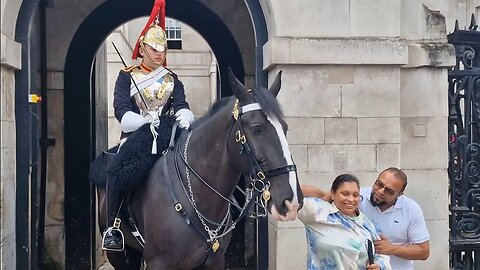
left=366, top=263, right=380, bottom=270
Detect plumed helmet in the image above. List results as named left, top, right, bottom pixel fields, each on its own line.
left=132, top=0, right=167, bottom=60
left=140, top=24, right=167, bottom=53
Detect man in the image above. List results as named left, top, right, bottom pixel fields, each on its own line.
left=301, top=167, right=430, bottom=269
left=102, top=0, right=194, bottom=251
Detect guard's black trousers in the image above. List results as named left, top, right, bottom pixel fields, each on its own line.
left=102, top=152, right=124, bottom=251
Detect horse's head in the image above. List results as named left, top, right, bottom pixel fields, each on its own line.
left=227, top=68, right=304, bottom=221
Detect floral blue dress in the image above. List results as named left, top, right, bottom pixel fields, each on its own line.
left=298, top=197, right=392, bottom=270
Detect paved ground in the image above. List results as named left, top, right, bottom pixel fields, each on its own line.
left=98, top=260, right=252, bottom=269
left=98, top=261, right=113, bottom=270
left=98, top=261, right=251, bottom=270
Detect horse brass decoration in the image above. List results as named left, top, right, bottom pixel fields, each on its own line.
left=232, top=99, right=239, bottom=120
left=262, top=189, right=271, bottom=202
left=235, top=130, right=246, bottom=144
left=212, top=240, right=220, bottom=252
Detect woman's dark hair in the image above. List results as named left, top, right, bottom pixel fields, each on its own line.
left=331, top=174, right=360, bottom=192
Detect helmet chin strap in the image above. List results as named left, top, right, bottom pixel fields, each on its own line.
left=140, top=42, right=165, bottom=69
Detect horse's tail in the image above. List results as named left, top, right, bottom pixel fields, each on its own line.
left=89, top=145, right=119, bottom=188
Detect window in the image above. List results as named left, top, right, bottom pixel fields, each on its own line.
left=166, top=18, right=182, bottom=50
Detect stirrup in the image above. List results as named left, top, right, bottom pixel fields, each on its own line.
left=102, top=218, right=124, bottom=251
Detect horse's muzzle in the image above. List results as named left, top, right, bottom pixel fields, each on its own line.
left=270, top=200, right=299, bottom=221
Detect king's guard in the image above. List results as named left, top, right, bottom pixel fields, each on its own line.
left=102, top=0, right=194, bottom=251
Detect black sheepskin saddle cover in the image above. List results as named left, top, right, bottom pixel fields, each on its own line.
left=89, top=114, right=178, bottom=190
left=89, top=146, right=118, bottom=188
left=109, top=114, right=179, bottom=191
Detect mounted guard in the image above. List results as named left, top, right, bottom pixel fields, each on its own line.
left=102, top=0, right=194, bottom=252
left=89, top=0, right=305, bottom=268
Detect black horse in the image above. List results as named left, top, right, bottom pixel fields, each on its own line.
left=93, top=69, right=304, bottom=269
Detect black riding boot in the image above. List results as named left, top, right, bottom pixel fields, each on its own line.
left=102, top=152, right=125, bottom=252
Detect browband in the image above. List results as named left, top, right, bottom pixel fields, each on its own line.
left=240, top=103, right=262, bottom=114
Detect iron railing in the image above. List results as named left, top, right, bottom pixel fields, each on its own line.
left=448, top=14, right=480, bottom=270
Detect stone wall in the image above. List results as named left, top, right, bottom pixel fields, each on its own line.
left=44, top=71, right=66, bottom=267
left=263, top=0, right=460, bottom=269
left=1, top=0, right=22, bottom=267
left=0, top=65, right=18, bottom=270
left=0, top=1, right=21, bottom=270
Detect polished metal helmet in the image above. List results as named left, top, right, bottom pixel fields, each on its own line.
left=140, top=24, right=167, bottom=53
left=132, top=0, right=166, bottom=60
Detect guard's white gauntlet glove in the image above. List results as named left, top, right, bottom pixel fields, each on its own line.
left=143, top=111, right=160, bottom=126
left=120, top=111, right=146, bottom=133
left=120, top=111, right=162, bottom=133
left=175, top=109, right=194, bottom=129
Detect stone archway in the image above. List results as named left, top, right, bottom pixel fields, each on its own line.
left=64, top=0, right=266, bottom=268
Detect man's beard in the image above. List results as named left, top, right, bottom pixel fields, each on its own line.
left=370, top=193, right=386, bottom=207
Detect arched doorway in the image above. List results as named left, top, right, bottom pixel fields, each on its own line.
left=64, top=0, right=267, bottom=268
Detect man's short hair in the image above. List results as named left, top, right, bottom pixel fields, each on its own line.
left=380, top=167, right=407, bottom=191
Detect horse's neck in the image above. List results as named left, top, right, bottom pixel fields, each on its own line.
left=184, top=105, right=240, bottom=213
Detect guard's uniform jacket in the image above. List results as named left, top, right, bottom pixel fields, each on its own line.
left=113, top=64, right=189, bottom=139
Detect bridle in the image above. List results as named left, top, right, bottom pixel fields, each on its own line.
left=231, top=100, right=297, bottom=210
left=169, top=98, right=297, bottom=254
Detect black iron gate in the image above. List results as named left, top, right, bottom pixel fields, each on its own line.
left=448, top=14, right=480, bottom=270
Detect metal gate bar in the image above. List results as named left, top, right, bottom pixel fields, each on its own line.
left=448, top=14, right=480, bottom=270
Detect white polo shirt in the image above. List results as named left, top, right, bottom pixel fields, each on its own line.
left=360, top=187, right=429, bottom=270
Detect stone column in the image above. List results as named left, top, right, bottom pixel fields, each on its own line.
left=1, top=31, right=22, bottom=270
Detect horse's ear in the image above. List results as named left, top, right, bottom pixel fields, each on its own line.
left=227, top=67, right=249, bottom=101
left=268, top=70, right=282, bottom=97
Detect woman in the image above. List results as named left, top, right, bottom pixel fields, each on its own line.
left=298, top=174, right=392, bottom=270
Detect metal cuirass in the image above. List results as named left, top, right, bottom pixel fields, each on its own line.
left=130, top=68, right=174, bottom=115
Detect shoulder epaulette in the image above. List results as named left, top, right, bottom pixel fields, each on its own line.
left=121, top=65, right=139, bottom=72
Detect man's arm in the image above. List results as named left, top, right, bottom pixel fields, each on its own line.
left=113, top=71, right=147, bottom=133
left=300, top=184, right=331, bottom=202
left=374, top=237, right=430, bottom=260
left=170, top=74, right=189, bottom=112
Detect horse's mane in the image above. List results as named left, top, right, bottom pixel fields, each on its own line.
left=190, top=97, right=232, bottom=129
left=190, top=87, right=284, bottom=129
